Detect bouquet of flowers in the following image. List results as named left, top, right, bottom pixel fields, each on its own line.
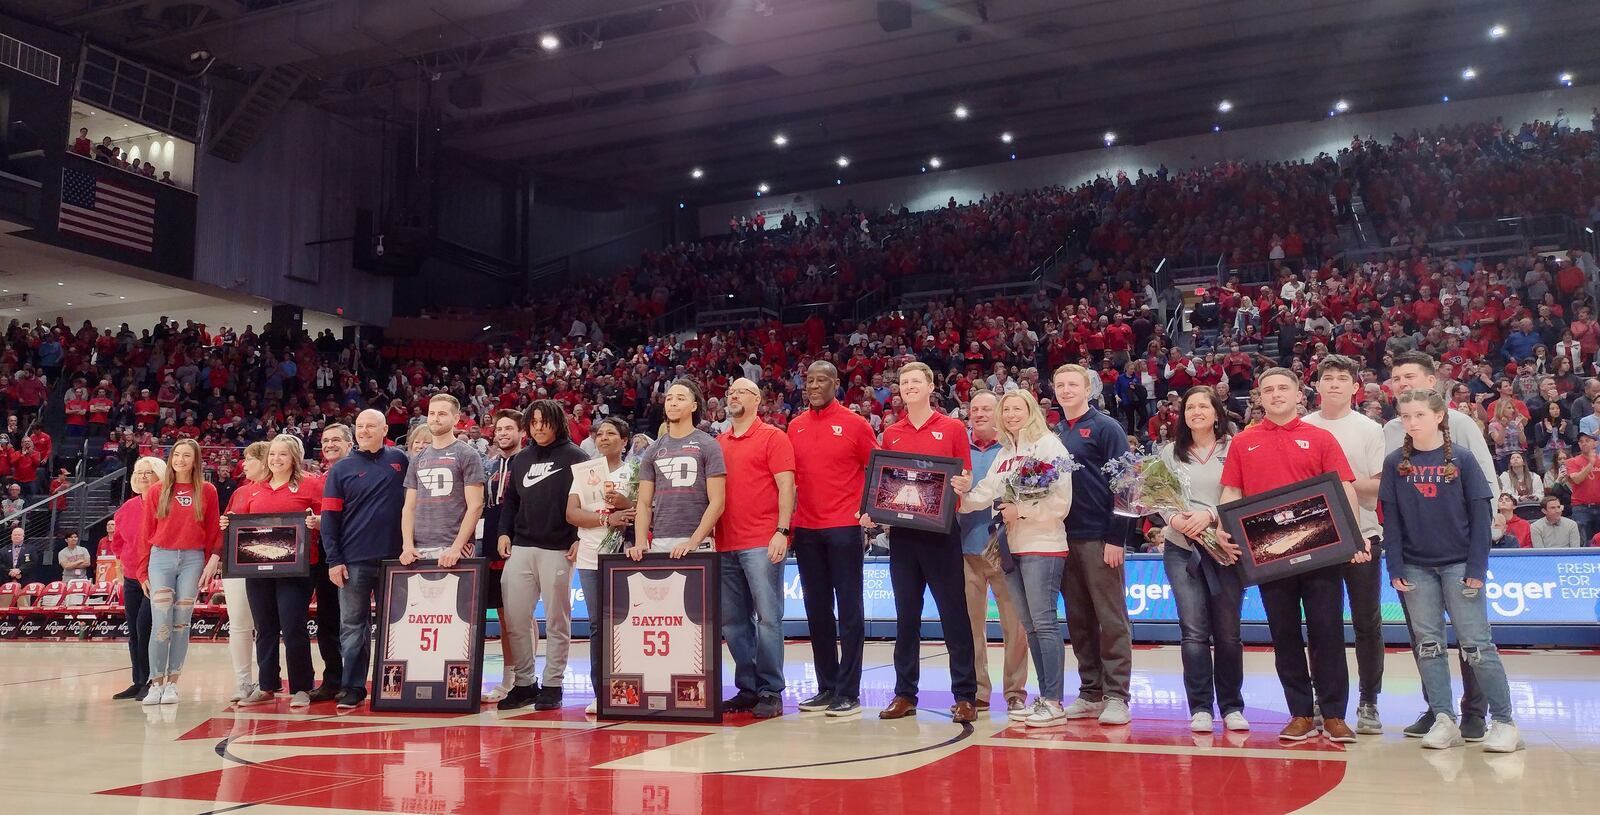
left=1001, top=455, right=1080, bottom=504
left=597, top=457, right=642, bottom=555
left=1102, top=452, right=1227, bottom=561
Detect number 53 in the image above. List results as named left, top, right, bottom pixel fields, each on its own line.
left=643, top=630, right=670, bottom=656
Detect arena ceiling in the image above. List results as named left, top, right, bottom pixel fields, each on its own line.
left=19, top=0, right=1600, bottom=204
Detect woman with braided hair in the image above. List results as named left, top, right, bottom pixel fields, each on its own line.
left=1379, top=387, right=1522, bottom=753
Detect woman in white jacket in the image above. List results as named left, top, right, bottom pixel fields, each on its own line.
left=954, top=389, right=1073, bottom=728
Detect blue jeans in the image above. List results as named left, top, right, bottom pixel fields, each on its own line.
left=146, top=547, right=204, bottom=679
left=1401, top=563, right=1515, bottom=723
left=720, top=547, right=786, bottom=698
left=1006, top=555, right=1066, bottom=702
left=1572, top=504, right=1600, bottom=545
left=336, top=561, right=383, bottom=692
left=1162, top=544, right=1245, bottom=716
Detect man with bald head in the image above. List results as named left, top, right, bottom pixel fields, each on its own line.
left=323, top=409, right=411, bottom=709
left=786, top=361, right=878, bottom=717
left=716, top=378, right=796, bottom=717
left=306, top=421, right=356, bottom=701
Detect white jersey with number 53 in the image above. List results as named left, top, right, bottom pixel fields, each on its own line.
left=612, top=572, right=702, bottom=693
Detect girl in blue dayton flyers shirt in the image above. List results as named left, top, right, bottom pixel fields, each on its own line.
left=1379, top=388, right=1522, bottom=753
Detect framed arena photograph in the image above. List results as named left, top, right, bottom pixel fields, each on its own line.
left=221, top=513, right=310, bottom=578
left=596, top=552, right=722, bottom=723
left=369, top=558, right=488, bottom=713
left=860, top=450, right=962, bottom=533
left=1216, top=472, right=1363, bottom=587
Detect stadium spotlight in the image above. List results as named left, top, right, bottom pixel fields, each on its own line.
left=1488, top=24, right=1506, bottom=40
left=1103, top=131, right=1117, bottom=146
left=1000, top=131, right=1014, bottom=144
left=1560, top=72, right=1574, bottom=86
left=929, top=157, right=943, bottom=169
left=1461, top=67, right=1477, bottom=80
left=539, top=33, right=561, bottom=51
left=836, top=156, right=850, bottom=168
left=1333, top=99, right=1350, bottom=113
left=954, top=104, right=970, bottom=119
left=757, top=182, right=770, bottom=194
left=772, top=133, right=788, bottom=147
left=690, top=167, right=704, bottom=179
left=1216, top=100, right=1233, bottom=113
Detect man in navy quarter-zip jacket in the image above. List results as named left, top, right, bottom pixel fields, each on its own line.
left=322, top=409, right=410, bottom=709
left=1052, top=364, right=1135, bottom=726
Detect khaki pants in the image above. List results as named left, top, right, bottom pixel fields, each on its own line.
left=963, top=554, right=1029, bottom=705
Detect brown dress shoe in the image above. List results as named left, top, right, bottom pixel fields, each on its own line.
left=878, top=696, right=918, bottom=719
left=1322, top=717, right=1357, bottom=743
left=951, top=700, right=978, bottom=723
left=1279, top=716, right=1318, bottom=741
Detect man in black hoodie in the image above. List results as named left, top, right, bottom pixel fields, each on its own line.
left=496, top=400, right=589, bottom=711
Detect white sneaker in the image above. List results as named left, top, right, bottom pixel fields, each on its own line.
left=142, top=683, right=164, bottom=706
left=159, top=683, right=179, bottom=705
left=1223, top=711, right=1250, bottom=732
left=1063, top=697, right=1107, bottom=719
left=1024, top=699, right=1067, bottom=728
left=585, top=700, right=598, bottom=715
left=1009, top=699, right=1040, bottom=722
left=1190, top=712, right=1214, bottom=733
left=230, top=683, right=258, bottom=703
left=1421, top=713, right=1464, bottom=749
left=485, top=686, right=512, bottom=703
left=289, top=691, right=311, bottom=708
left=237, top=689, right=273, bottom=706
left=1098, top=698, right=1131, bottom=725
left=1481, top=721, right=1525, bottom=753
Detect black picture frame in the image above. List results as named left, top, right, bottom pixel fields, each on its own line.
left=859, top=450, right=962, bottom=533
left=221, top=513, right=310, bottom=579
left=597, top=552, right=722, bottom=723
left=369, top=558, right=488, bottom=713
left=1216, top=472, right=1363, bottom=587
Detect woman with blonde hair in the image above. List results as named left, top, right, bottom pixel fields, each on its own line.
left=204, top=441, right=269, bottom=701
left=406, top=424, right=431, bottom=455
left=131, top=439, right=221, bottom=705
left=108, top=455, right=166, bottom=701
left=954, top=388, right=1074, bottom=727
left=235, top=435, right=324, bottom=707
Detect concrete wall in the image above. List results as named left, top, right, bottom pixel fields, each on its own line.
left=699, top=86, right=1600, bottom=233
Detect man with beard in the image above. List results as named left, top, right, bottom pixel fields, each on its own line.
left=481, top=409, right=524, bottom=703
left=786, top=361, right=876, bottom=717
left=306, top=422, right=353, bottom=701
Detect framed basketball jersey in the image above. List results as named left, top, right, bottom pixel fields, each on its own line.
left=370, top=558, right=488, bottom=713
left=597, top=552, right=722, bottom=723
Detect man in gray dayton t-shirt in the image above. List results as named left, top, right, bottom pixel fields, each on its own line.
left=638, top=430, right=726, bottom=549
left=404, top=437, right=487, bottom=557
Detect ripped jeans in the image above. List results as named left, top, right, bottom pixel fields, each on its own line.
left=1401, top=562, right=1515, bottom=724
left=147, top=547, right=205, bottom=680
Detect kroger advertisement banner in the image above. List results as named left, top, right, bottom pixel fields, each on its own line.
left=529, top=549, right=1600, bottom=626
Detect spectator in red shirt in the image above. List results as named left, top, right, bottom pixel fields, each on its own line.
left=134, top=389, right=160, bottom=427
left=135, top=439, right=222, bottom=704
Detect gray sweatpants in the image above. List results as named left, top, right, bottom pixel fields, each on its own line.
left=501, top=546, right=574, bottom=688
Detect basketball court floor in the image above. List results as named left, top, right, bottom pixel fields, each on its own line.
left=0, top=640, right=1594, bottom=815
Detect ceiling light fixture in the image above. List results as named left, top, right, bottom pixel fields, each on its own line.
left=1461, top=67, right=1476, bottom=80
left=836, top=156, right=850, bottom=168
left=772, top=133, right=788, bottom=147
left=1000, top=131, right=1013, bottom=144
left=1488, top=24, right=1506, bottom=40
left=690, top=167, right=704, bottom=179
left=1216, top=100, right=1233, bottom=113
left=1560, top=72, right=1574, bottom=86
left=757, top=182, right=770, bottom=193
left=539, top=33, right=561, bottom=51
left=1103, top=131, right=1117, bottom=145
left=928, top=157, right=942, bottom=169
left=1333, top=99, right=1350, bottom=113
left=953, top=104, right=969, bottom=119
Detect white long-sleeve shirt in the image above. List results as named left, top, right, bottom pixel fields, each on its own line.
left=959, top=432, right=1073, bottom=555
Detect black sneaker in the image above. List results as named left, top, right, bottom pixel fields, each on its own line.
left=797, top=691, right=834, bottom=712
left=335, top=687, right=366, bottom=710
left=533, top=685, right=564, bottom=711
left=824, top=698, right=862, bottom=718
left=752, top=694, right=783, bottom=719
left=306, top=684, right=341, bottom=703
left=112, top=683, right=144, bottom=700
left=1402, top=710, right=1433, bottom=738
left=1460, top=715, right=1487, bottom=742
left=724, top=690, right=759, bottom=713
left=497, top=683, right=539, bottom=711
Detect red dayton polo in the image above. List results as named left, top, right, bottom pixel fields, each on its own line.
left=716, top=419, right=796, bottom=552
left=788, top=400, right=877, bottom=529
left=881, top=410, right=972, bottom=471
left=1220, top=415, right=1354, bottom=496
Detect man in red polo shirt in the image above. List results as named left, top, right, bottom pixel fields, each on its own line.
left=788, top=360, right=877, bottom=718
left=872, top=361, right=978, bottom=724
left=1218, top=367, right=1367, bottom=744
left=716, top=378, right=796, bottom=720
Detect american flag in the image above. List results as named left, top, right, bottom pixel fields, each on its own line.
left=59, top=168, right=155, bottom=252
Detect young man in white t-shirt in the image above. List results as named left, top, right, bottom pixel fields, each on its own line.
left=1302, top=355, right=1389, bottom=736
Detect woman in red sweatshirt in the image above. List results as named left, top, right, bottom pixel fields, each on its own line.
left=135, top=439, right=221, bottom=706
left=234, top=435, right=323, bottom=708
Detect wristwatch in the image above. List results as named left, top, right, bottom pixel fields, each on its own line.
left=777, top=526, right=791, bottom=536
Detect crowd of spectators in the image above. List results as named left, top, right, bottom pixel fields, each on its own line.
left=68, top=126, right=180, bottom=186
left=4, top=112, right=1600, bottom=553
